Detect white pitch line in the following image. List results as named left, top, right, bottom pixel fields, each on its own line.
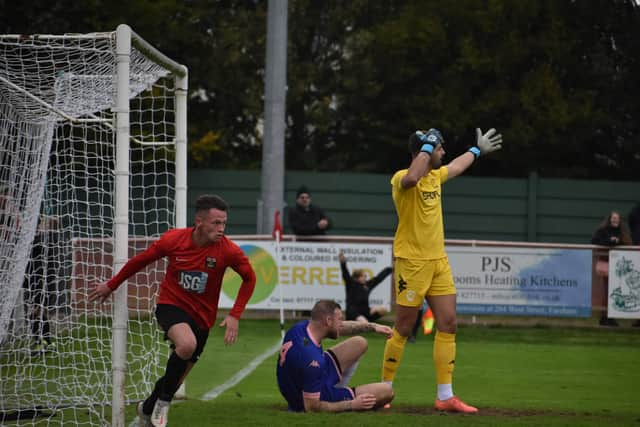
left=202, top=340, right=281, bottom=401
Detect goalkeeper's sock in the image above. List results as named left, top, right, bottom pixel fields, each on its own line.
left=433, top=330, right=456, bottom=392
left=337, top=360, right=359, bottom=388
left=437, top=383, right=454, bottom=401
left=142, top=377, right=164, bottom=414
left=159, top=352, right=189, bottom=401
left=382, top=328, right=408, bottom=382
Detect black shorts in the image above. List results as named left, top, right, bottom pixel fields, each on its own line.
left=155, top=304, right=210, bottom=363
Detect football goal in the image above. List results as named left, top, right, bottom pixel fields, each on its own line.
left=0, top=24, right=187, bottom=426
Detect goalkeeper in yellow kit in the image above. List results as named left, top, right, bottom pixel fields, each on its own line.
left=381, top=127, right=503, bottom=413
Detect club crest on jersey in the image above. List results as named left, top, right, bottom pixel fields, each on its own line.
left=205, top=257, right=217, bottom=268
left=406, top=290, right=416, bottom=302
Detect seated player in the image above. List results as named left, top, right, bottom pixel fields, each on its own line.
left=276, top=300, right=394, bottom=412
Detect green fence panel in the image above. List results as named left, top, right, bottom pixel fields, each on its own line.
left=187, top=169, right=638, bottom=243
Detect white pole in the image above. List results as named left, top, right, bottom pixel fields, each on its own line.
left=276, top=230, right=284, bottom=338
left=112, top=23, right=132, bottom=427
left=174, top=68, right=188, bottom=230
left=173, top=68, right=189, bottom=400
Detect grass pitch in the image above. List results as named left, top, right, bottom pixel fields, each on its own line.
left=5, top=319, right=639, bottom=426
left=142, top=320, right=640, bottom=426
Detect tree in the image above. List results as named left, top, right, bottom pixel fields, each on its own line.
left=2, top=0, right=638, bottom=179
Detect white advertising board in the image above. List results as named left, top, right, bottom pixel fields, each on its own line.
left=218, top=241, right=393, bottom=311
left=448, top=246, right=592, bottom=317
left=607, top=250, right=640, bottom=319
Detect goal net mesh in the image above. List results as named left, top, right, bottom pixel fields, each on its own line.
left=0, top=30, right=178, bottom=425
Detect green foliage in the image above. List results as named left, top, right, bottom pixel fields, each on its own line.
left=2, top=0, right=639, bottom=178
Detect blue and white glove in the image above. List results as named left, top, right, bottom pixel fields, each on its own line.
left=416, top=128, right=444, bottom=155
left=469, top=128, right=502, bottom=158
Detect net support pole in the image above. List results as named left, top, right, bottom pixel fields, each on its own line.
left=173, top=68, right=189, bottom=400
left=174, top=69, right=188, bottom=229
left=112, top=23, right=132, bottom=427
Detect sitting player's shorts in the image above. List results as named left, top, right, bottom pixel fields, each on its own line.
left=320, top=349, right=355, bottom=403
left=394, top=257, right=456, bottom=307
left=155, top=304, right=210, bottom=362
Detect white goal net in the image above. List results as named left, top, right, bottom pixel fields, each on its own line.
left=0, top=25, right=187, bottom=426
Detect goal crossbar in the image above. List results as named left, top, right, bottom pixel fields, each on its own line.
left=0, top=29, right=186, bottom=79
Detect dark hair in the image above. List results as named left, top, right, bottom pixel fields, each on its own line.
left=408, top=128, right=444, bottom=155
left=310, top=300, right=341, bottom=320
left=195, top=194, right=229, bottom=213
left=597, top=210, right=632, bottom=245
left=352, top=269, right=365, bottom=280
left=296, top=186, right=310, bottom=198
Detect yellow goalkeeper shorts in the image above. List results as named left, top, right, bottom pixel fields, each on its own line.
left=393, top=257, right=456, bottom=307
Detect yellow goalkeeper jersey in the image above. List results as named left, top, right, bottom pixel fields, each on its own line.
left=391, top=166, right=448, bottom=260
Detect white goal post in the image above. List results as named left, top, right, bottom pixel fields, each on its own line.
left=0, top=25, right=187, bottom=427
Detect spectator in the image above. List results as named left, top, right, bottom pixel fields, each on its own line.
left=591, top=211, right=632, bottom=247
left=24, top=215, right=59, bottom=355
left=628, top=202, right=640, bottom=245
left=0, top=188, right=19, bottom=274
left=629, top=204, right=640, bottom=327
left=339, top=251, right=392, bottom=323
left=591, top=210, right=632, bottom=327
left=276, top=299, right=394, bottom=412
left=288, top=186, right=330, bottom=235
left=0, top=186, right=20, bottom=236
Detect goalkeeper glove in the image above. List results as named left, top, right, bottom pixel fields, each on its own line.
left=416, top=128, right=444, bottom=155
left=469, top=128, right=503, bottom=158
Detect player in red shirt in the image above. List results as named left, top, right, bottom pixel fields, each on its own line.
left=89, top=194, right=256, bottom=427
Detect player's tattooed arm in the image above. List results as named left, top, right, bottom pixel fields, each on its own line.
left=304, top=394, right=377, bottom=412
left=339, top=321, right=393, bottom=338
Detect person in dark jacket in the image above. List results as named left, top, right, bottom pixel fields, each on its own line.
left=288, top=186, right=331, bottom=236
left=591, top=210, right=632, bottom=327
left=628, top=204, right=640, bottom=327
left=339, top=251, right=392, bottom=322
left=591, top=211, right=632, bottom=247
left=628, top=203, right=640, bottom=245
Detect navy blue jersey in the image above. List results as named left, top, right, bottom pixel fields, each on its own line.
left=276, top=320, right=329, bottom=411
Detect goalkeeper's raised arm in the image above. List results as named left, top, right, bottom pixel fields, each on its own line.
left=447, top=127, right=503, bottom=179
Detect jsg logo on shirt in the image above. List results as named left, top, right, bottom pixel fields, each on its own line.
left=179, top=271, right=209, bottom=294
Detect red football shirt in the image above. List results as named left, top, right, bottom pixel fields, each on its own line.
left=106, top=227, right=256, bottom=329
